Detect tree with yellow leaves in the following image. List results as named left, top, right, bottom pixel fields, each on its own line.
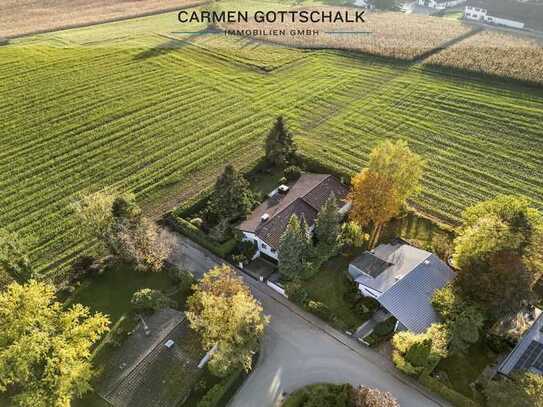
left=186, top=265, right=269, bottom=376
left=350, top=140, right=425, bottom=248
left=0, top=280, right=110, bottom=407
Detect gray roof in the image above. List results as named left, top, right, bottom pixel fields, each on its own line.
left=498, top=312, right=543, bottom=377
left=351, top=243, right=455, bottom=333
left=238, top=174, right=348, bottom=249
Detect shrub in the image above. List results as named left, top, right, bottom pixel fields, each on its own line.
left=420, top=373, right=479, bottom=407
left=306, top=300, right=333, bottom=321
left=190, top=217, right=203, bottom=229
left=373, top=318, right=396, bottom=337
left=168, top=267, right=194, bottom=292
left=233, top=240, right=257, bottom=263
left=70, top=255, right=98, bottom=282
left=284, top=165, right=302, bottom=182
left=285, top=280, right=309, bottom=305
left=131, top=288, right=172, bottom=313
left=197, top=369, right=244, bottom=407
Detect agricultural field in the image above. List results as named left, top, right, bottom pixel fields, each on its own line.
left=222, top=7, right=474, bottom=61
left=0, top=0, right=205, bottom=38
left=424, top=30, right=543, bottom=86
left=1, top=4, right=543, bottom=281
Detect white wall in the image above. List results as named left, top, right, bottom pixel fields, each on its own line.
left=242, top=232, right=278, bottom=260
left=464, top=5, right=525, bottom=28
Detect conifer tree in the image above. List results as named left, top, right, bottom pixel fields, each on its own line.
left=278, top=215, right=308, bottom=279
left=315, top=194, right=342, bottom=258
left=265, top=116, right=296, bottom=167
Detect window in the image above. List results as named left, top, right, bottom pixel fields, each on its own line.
left=271, top=248, right=276, bottom=254
left=261, top=243, right=268, bottom=250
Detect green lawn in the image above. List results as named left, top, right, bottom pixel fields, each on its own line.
left=436, top=341, right=498, bottom=400
left=304, top=254, right=368, bottom=331
left=68, top=262, right=174, bottom=324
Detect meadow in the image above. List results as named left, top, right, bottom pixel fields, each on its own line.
left=1, top=5, right=543, bottom=280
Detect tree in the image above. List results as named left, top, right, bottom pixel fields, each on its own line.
left=0, top=229, right=32, bottom=282
left=264, top=116, right=296, bottom=167
left=453, top=195, right=543, bottom=317
left=350, top=140, right=425, bottom=247
left=278, top=215, right=310, bottom=279
left=485, top=372, right=543, bottom=407
left=117, top=218, right=173, bottom=272
left=186, top=265, right=268, bottom=376
left=131, top=288, right=172, bottom=313
left=391, top=324, right=448, bottom=376
left=315, top=194, right=342, bottom=258
left=352, top=385, right=399, bottom=407
left=0, top=281, right=109, bottom=407
left=340, top=221, right=367, bottom=252
left=432, top=284, right=485, bottom=354
left=206, top=165, right=254, bottom=225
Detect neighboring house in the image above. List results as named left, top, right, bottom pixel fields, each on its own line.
left=348, top=240, right=455, bottom=333
left=238, top=173, right=349, bottom=262
left=498, top=312, right=543, bottom=377
left=418, top=0, right=466, bottom=9
left=463, top=0, right=543, bottom=29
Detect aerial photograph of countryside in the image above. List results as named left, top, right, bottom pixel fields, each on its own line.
left=0, top=0, right=542, bottom=406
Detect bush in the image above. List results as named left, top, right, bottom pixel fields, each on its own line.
left=284, top=165, right=302, bottom=182
left=232, top=240, right=257, bottom=264
left=285, top=281, right=309, bottom=305
left=131, top=288, right=172, bottom=313
left=190, top=217, right=203, bottom=229
left=283, top=384, right=353, bottom=407
left=306, top=300, right=333, bottom=321
left=70, top=255, right=99, bottom=282
left=168, top=267, right=194, bottom=292
left=374, top=317, right=396, bottom=337
left=197, top=369, right=244, bottom=407
left=419, top=373, right=479, bottom=407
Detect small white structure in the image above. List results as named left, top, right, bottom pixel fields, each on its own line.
left=418, top=0, right=466, bottom=9
left=464, top=3, right=525, bottom=29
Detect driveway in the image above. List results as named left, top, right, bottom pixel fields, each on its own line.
left=163, top=229, right=448, bottom=407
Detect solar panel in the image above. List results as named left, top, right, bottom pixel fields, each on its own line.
left=514, top=341, right=543, bottom=371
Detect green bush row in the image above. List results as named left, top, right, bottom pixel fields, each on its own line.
left=168, top=215, right=238, bottom=259
left=197, top=369, right=244, bottom=407
left=419, top=373, right=480, bottom=407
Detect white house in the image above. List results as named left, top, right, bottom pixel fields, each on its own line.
left=418, top=0, right=466, bottom=9
left=238, top=173, right=350, bottom=262
left=348, top=240, right=455, bottom=333
left=464, top=2, right=526, bottom=29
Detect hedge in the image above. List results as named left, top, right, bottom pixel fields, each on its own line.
left=419, top=373, right=480, bottom=407
left=168, top=215, right=237, bottom=259
left=197, top=369, right=244, bottom=407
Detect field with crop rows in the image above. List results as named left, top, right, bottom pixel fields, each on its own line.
left=1, top=7, right=543, bottom=280
left=424, top=30, right=543, bottom=86
left=222, top=7, right=474, bottom=61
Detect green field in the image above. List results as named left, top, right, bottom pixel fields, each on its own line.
left=1, top=5, right=543, bottom=279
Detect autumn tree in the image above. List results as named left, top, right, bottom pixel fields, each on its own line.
left=453, top=195, right=543, bottom=318
left=186, top=265, right=268, bottom=376
left=0, top=281, right=109, bottom=407
left=350, top=140, right=425, bottom=248
left=206, top=165, right=255, bottom=225
left=485, top=372, right=543, bottom=407
left=315, top=194, right=342, bottom=258
left=432, top=284, right=485, bottom=354
left=352, top=385, right=399, bottom=407
left=0, top=229, right=32, bottom=282
left=264, top=116, right=296, bottom=167
left=278, top=215, right=311, bottom=279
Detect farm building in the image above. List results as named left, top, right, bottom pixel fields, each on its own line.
left=348, top=240, right=455, bottom=333
left=464, top=0, right=543, bottom=30
left=238, top=173, right=349, bottom=262
left=418, top=0, right=466, bottom=9
left=498, top=311, right=543, bottom=377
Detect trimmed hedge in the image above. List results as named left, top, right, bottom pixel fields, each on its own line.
left=168, top=215, right=237, bottom=259
left=197, top=369, right=244, bottom=407
left=419, top=373, right=480, bottom=407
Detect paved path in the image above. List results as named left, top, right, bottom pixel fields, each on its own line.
left=163, top=229, right=449, bottom=407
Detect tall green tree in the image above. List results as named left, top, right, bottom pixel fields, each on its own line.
left=278, top=215, right=310, bottom=279
left=453, top=195, right=543, bottom=317
left=206, top=165, right=254, bottom=225
left=264, top=116, right=296, bottom=167
left=186, top=265, right=268, bottom=376
left=350, top=140, right=425, bottom=248
left=315, top=194, right=342, bottom=258
left=0, top=229, right=32, bottom=282
left=0, top=281, right=109, bottom=407
left=432, top=284, right=485, bottom=354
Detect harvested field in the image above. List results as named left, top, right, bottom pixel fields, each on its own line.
left=424, top=30, right=543, bottom=86
left=222, top=7, right=474, bottom=61
left=0, top=0, right=206, bottom=38
left=1, top=7, right=542, bottom=280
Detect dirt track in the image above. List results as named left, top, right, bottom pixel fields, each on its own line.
left=1, top=0, right=206, bottom=38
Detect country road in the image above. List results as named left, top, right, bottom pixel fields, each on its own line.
left=163, top=229, right=449, bottom=407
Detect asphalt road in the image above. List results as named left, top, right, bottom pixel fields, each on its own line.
left=163, top=229, right=448, bottom=407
